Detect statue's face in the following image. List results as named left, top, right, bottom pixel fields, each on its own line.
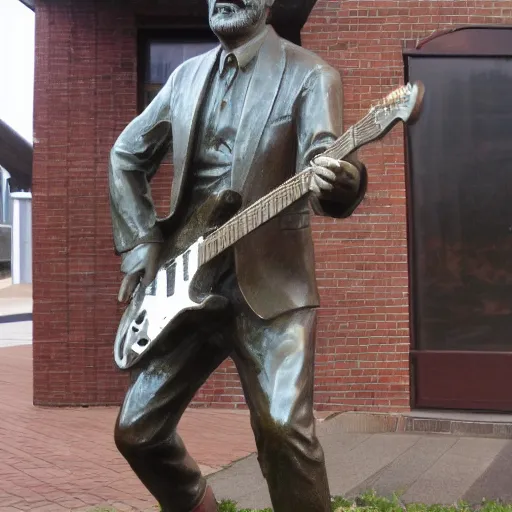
left=208, top=0, right=271, bottom=38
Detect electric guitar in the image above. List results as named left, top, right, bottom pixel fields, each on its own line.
left=114, top=81, right=425, bottom=370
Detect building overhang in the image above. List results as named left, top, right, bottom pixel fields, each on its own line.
left=17, top=1, right=318, bottom=44
left=18, top=0, right=34, bottom=11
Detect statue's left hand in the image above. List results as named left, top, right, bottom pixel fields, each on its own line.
left=118, top=243, right=161, bottom=303
left=309, top=156, right=361, bottom=198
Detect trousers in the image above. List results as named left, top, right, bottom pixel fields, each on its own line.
left=114, top=269, right=331, bottom=512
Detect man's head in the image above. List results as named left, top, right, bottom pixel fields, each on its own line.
left=208, top=0, right=275, bottom=42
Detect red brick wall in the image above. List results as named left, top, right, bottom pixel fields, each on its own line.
left=33, top=0, right=134, bottom=405
left=32, top=0, right=512, bottom=410
left=300, top=0, right=512, bottom=412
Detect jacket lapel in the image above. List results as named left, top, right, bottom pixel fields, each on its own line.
left=169, top=46, right=221, bottom=217
left=231, top=27, right=286, bottom=192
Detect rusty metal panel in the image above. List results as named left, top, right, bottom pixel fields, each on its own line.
left=405, top=27, right=512, bottom=411
left=412, top=351, right=512, bottom=411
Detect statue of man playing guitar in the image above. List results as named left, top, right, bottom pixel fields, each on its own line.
left=109, top=1, right=368, bottom=511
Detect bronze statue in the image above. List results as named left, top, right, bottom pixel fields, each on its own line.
left=109, top=1, right=368, bottom=511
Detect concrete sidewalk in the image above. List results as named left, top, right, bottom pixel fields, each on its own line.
left=209, top=415, right=512, bottom=509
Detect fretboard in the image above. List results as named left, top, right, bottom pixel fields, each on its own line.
left=198, top=169, right=313, bottom=265
left=198, top=110, right=381, bottom=266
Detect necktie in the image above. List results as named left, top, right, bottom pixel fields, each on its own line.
left=222, top=53, right=238, bottom=92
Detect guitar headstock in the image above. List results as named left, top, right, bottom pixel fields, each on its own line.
left=370, top=81, right=425, bottom=132
left=311, top=81, right=425, bottom=162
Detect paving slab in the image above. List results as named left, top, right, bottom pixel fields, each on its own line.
left=348, top=435, right=459, bottom=499
left=463, top=440, right=512, bottom=503
left=208, top=454, right=269, bottom=508
left=327, top=433, right=422, bottom=496
left=402, top=437, right=508, bottom=504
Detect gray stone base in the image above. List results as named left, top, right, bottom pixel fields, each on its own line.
left=327, top=410, right=512, bottom=439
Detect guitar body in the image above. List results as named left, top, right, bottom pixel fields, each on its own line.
left=114, top=189, right=242, bottom=370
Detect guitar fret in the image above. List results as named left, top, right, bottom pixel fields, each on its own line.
left=221, top=230, right=228, bottom=250
left=293, top=181, right=301, bottom=200
left=243, top=214, right=248, bottom=236
left=262, top=200, right=269, bottom=223
left=230, top=222, right=235, bottom=244
left=237, top=218, right=242, bottom=238
left=270, top=196, right=276, bottom=216
left=247, top=210, right=254, bottom=232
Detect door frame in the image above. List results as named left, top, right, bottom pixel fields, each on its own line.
left=403, top=25, right=512, bottom=411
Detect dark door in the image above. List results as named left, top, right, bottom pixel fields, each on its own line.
left=406, top=28, right=512, bottom=411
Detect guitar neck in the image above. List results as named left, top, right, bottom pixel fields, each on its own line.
left=198, top=112, right=381, bottom=266
left=321, top=111, right=380, bottom=161
left=198, top=169, right=313, bottom=265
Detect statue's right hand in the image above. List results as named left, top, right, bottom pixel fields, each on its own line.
left=118, top=243, right=161, bottom=303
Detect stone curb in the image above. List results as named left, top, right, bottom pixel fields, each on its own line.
left=326, top=411, right=512, bottom=440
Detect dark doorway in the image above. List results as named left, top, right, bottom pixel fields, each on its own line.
left=405, top=27, right=512, bottom=411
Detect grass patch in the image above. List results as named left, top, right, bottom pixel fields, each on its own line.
left=87, top=492, right=512, bottom=512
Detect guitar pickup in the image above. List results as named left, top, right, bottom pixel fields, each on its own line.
left=183, top=251, right=191, bottom=281
left=166, top=263, right=176, bottom=296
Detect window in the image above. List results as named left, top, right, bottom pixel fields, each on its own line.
left=139, top=30, right=218, bottom=110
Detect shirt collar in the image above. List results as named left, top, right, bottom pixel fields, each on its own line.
left=219, top=26, right=268, bottom=75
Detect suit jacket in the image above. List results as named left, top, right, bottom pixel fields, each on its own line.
left=109, top=26, right=367, bottom=320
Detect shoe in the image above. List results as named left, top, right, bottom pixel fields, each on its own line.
left=192, top=485, right=217, bottom=512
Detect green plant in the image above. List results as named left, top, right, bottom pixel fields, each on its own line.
left=218, top=500, right=272, bottom=512
left=88, top=493, right=512, bottom=512
left=215, top=493, right=512, bottom=512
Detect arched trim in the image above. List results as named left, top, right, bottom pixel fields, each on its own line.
left=404, top=25, right=512, bottom=57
